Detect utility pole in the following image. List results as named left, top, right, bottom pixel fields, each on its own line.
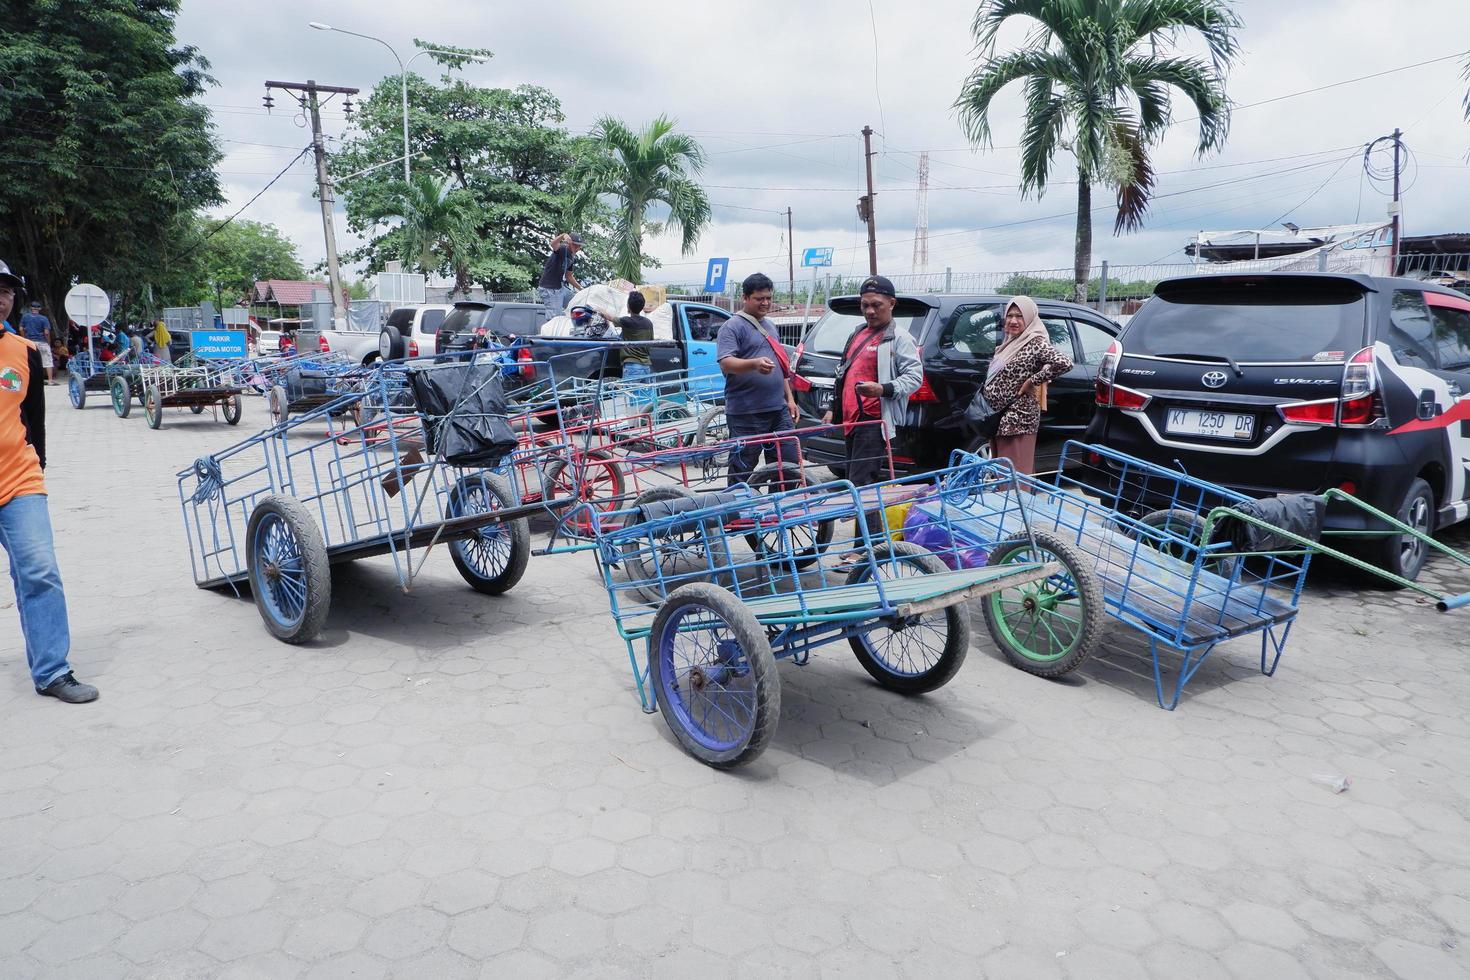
left=1390, top=126, right=1403, bottom=272
left=859, top=125, right=878, bottom=276
left=786, top=207, right=795, bottom=302
left=265, top=79, right=359, bottom=329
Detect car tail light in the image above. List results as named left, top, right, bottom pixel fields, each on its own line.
left=407, top=339, right=419, bottom=357
left=1338, top=347, right=1382, bottom=426
left=1278, top=398, right=1338, bottom=425
left=318, top=334, right=330, bottom=353
left=909, top=376, right=938, bottom=402
left=517, top=347, right=534, bottom=378
left=1279, top=347, right=1382, bottom=427
left=1093, top=340, right=1148, bottom=408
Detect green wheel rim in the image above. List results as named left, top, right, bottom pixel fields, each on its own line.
left=986, top=544, right=1086, bottom=663
left=111, top=382, right=126, bottom=414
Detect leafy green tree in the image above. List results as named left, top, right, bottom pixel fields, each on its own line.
left=370, top=173, right=478, bottom=297
left=0, top=0, right=222, bottom=322
left=568, top=115, right=713, bottom=282
left=187, top=219, right=306, bottom=310
left=954, top=0, right=1239, bottom=302
left=332, top=54, right=611, bottom=292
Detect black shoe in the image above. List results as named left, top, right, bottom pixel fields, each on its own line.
left=37, top=673, right=99, bottom=703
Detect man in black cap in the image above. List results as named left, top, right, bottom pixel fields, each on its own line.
left=19, top=300, right=53, bottom=384
left=823, top=275, right=923, bottom=536
left=0, top=260, right=98, bottom=703
left=537, top=232, right=584, bottom=314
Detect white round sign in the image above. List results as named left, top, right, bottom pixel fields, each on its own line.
left=64, top=283, right=111, bottom=327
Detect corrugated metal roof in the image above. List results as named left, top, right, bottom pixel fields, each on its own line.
left=253, top=280, right=329, bottom=306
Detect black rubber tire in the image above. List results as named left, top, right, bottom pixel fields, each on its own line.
left=246, top=495, right=332, bottom=644
left=626, top=485, right=708, bottom=602
left=648, top=582, right=780, bottom=769
left=69, top=375, right=85, bottom=409
left=1133, top=507, right=1235, bottom=576
left=446, top=474, right=531, bottom=595
left=981, top=529, right=1103, bottom=678
left=223, top=395, right=243, bottom=425
left=742, top=464, right=833, bottom=570
left=695, top=405, right=729, bottom=445
left=144, top=386, right=164, bottom=429
left=846, top=540, right=970, bottom=694
left=379, top=326, right=405, bottom=361
left=269, top=385, right=289, bottom=426
left=110, top=378, right=131, bottom=418
left=1355, top=477, right=1435, bottom=585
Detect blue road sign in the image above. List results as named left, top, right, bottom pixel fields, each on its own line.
left=801, top=247, right=834, bottom=268
left=704, top=257, right=730, bottom=293
left=189, top=329, right=248, bottom=360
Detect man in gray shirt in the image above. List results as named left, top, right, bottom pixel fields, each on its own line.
left=716, top=273, right=799, bottom=487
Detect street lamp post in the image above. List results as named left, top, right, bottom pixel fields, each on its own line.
left=309, top=22, right=486, bottom=183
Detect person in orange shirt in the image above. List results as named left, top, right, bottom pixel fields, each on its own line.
left=0, top=261, right=97, bottom=703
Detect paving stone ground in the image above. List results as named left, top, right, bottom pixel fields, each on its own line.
left=2, top=387, right=1468, bottom=979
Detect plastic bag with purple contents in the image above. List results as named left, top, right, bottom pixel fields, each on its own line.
left=902, top=502, right=989, bottom=570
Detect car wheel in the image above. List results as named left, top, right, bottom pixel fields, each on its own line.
left=1360, top=477, right=1435, bottom=584
left=379, top=326, right=405, bottom=361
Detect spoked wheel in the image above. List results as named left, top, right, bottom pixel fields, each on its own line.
left=544, top=450, right=627, bottom=540
left=846, top=541, right=970, bottom=693
left=1132, top=507, right=1235, bottom=577
left=445, top=474, right=530, bottom=595
left=269, top=385, right=289, bottom=426
left=223, top=395, right=243, bottom=425
left=144, top=385, right=164, bottom=429
left=246, top=495, right=331, bottom=643
left=742, top=464, right=833, bottom=570
left=627, top=485, right=710, bottom=603
left=981, top=530, right=1102, bottom=677
left=110, top=378, right=131, bottom=418
left=68, top=375, right=85, bottom=409
left=649, top=583, right=780, bottom=768
left=695, top=405, right=728, bottom=445
left=648, top=402, right=695, bottom=449
left=190, top=404, right=206, bottom=415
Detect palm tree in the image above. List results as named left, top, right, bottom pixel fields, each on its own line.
left=568, top=115, right=712, bottom=282
left=378, top=172, right=478, bottom=297
left=954, top=0, right=1240, bottom=302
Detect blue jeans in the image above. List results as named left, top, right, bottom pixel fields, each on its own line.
left=727, top=409, right=797, bottom=487
left=538, top=286, right=571, bottom=314
left=622, top=362, right=653, bottom=406
left=0, top=494, right=73, bottom=689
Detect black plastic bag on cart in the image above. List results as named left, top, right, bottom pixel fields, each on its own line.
left=407, top=360, right=518, bottom=467
left=1216, top=493, right=1326, bottom=553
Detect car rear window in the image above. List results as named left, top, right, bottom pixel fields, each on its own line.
left=803, top=312, right=924, bottom=355
left=497, top=308, right=543, bottom=336
left=1124, top=279, right=1368, bottom=363
left=440, top=308, right=490, bottom=334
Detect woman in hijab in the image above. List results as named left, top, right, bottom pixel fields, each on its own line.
left=981, top=295, right=1073, bottom=476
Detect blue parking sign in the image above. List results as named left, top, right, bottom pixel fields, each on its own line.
left=189, top=330, right=248, bottom=360
left=704, top=257, right=730, bottom=293
left=801, top=247, right=834, bottom=268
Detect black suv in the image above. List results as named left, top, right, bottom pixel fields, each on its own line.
left=793, top=293, right=1120, bottom=473
left=434, top=301, right=552, bottom=354
left=1088, top=272, right=1470, bottom=580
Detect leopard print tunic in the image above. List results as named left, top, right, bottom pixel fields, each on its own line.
left=981, top=336, right=1074, bottom=438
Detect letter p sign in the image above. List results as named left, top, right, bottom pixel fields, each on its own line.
left=704, top=257, right=730, bottom=294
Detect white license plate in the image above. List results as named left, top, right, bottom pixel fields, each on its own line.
left=813, top=388, right=832, bottom=410
left=1166, top=407, right=1255, bottom=441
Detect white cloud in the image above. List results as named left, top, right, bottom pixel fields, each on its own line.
left=177, top=0, right=1470, bottom=286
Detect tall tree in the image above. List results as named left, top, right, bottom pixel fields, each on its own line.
left=184, top=218, right=306, bottom=311
left=954, top=0, right=1239, bottom=302
left=332, top=53, right=614, bottom=292
left=0, top=0, right=222, bottom=322
left=370, top=173, right=478, bottom=297
left=567, top=115, right=712, bottom=282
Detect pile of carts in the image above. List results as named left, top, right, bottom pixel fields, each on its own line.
left=174, top=340, right=1470, bottom=769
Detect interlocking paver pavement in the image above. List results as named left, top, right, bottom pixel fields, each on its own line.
left=2, top=387, right=1469, bottom=977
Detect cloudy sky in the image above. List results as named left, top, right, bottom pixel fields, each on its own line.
left=176, top=0, right=1470, bottom=288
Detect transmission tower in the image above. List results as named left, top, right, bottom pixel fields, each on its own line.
left=912, top=151, right=930, bottom=275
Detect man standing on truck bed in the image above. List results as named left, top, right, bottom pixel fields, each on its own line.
left=537, top=232, right=584, bottom=314
left=717, top=273, right=799, bottom=487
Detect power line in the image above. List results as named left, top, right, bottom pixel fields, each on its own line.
left=166, top=145, right=313, bottom=264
